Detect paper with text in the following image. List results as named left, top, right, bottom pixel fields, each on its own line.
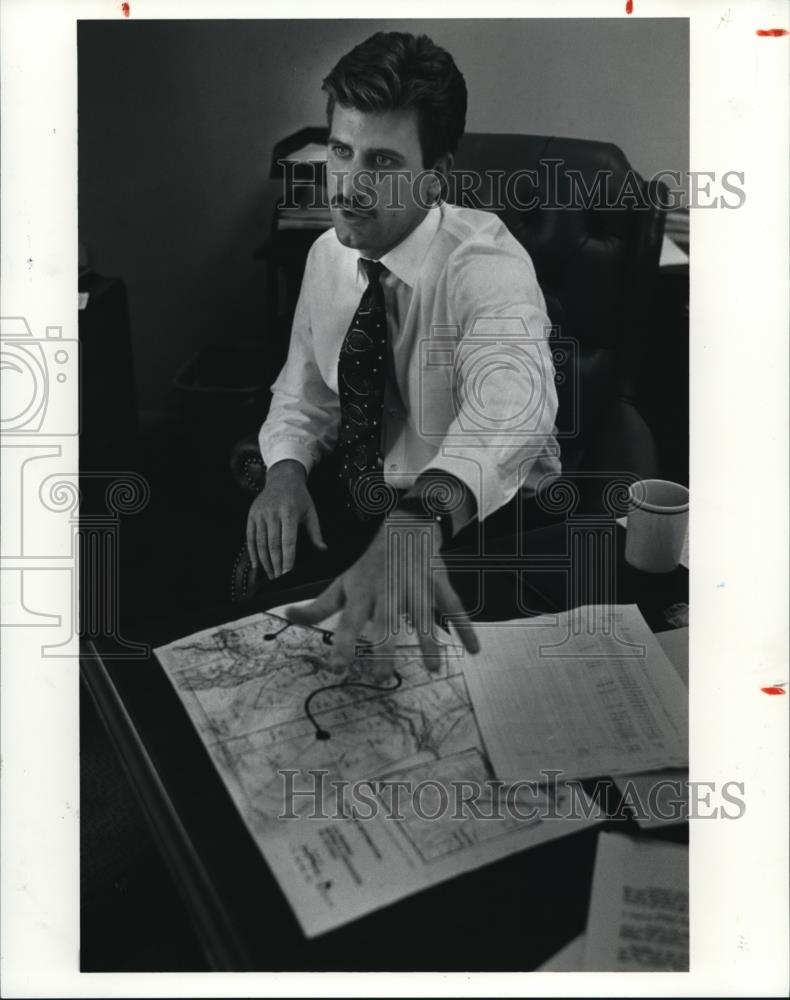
left=461, top=605, right=688, bottom=783
left=582, top=832, right=688, bottom=971
left=155, top=611, right=601, bottom=937
left=611, top=626, right=689, bottom=826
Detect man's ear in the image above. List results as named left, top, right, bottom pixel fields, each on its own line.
left=434, top=152, right=454, bottom=177
left=427, top=153, right=454, bottom=205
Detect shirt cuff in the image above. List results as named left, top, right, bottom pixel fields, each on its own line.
left=405, top=470, right=478, bottom=538
left=257, top=436, right=317, bottom=478
left=416, top=452, right=506, bottom=523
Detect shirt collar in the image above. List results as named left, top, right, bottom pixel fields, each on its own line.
left=355, top=205, right=441, bottom=289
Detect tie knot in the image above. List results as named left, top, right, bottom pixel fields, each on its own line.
left=360, top=258, right=385, bottom=285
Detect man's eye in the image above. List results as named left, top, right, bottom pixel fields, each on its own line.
left=330, top=145, right=351, bottom=159
left=373, top=154, right=392, bottom=168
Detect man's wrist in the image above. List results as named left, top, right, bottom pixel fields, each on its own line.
left=396, top=470, right=476, bottom=547
left=386, top=506, right=445, bottom=547
left=394, top=494, right=455, bottom=549
left=267, top=459, right=308, bottom=483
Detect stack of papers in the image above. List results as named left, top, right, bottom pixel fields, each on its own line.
left=282, top=141, right=328, bottom=163
left=461, top=605, right=689, bottom=785
left=612, top=625, right=689, bottom=827
left=540, top=832, right=688, bottom=971
left=584, top=833, right=688, bottom=970
left=155, top=610, right=601, bottom=937
left=154, top=600, right=688, bottom=936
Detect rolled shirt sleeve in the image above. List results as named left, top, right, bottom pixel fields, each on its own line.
left=417, top=246, right=560, bottom=521
left=258, top=249, right=341, bottom=476
left=257, top=206, right=560, bottom=515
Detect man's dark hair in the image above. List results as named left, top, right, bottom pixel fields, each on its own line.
left=322, top=32, right=467, bottom=168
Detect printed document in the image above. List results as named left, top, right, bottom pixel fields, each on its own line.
left=461, top=605, right=688, bottom=783
left=582, top=832, right=688, bottom=970
left=155, top=611, right=600, bottom=937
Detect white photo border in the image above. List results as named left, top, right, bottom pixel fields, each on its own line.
left=1, top=0, right=787, bottom=996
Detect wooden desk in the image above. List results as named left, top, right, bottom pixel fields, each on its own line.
left=81, top=520, right=688, bottom=970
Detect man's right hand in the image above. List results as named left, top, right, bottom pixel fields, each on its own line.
left=246, top=460, right=327, bottom=580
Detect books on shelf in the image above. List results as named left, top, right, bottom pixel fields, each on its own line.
left=664, top=207, right=689, bottom=255
left=269, top=126, right=329, bottom=180
left=280, top=141, right=327, bottom=165
left=275, top=202, right=332, bottom=231
left=270, top=129, right=332, bottom=232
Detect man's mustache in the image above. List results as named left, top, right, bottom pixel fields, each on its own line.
left=330, top=196, right=377, bottom=215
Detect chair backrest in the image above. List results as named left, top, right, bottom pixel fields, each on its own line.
left=450, top=133, right=666, bottom=471
left=268, top=128, right=666, bottom=472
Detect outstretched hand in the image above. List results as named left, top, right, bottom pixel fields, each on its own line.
left=285, top=511, right=479, bottom=678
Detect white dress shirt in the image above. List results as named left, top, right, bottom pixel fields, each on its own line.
left=259, top=202, right=561, bottom=521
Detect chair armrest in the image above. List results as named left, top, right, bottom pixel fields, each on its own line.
left=230, top=433, right=266, bottom=494
left=585, top=397, right=661, bottom=483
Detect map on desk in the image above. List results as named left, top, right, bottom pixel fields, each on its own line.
left=154, top=611, right=600, bottom=937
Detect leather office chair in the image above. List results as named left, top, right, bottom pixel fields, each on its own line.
left=449, top=133, right=664, bottom=489
left=230, top=132, right=666, bottom=597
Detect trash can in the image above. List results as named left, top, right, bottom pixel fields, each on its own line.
left=171, top=341, right=271, bottom=484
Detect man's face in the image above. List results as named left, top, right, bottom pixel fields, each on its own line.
left=326, top=105, right=435, bottom=260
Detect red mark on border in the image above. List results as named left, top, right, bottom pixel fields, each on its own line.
left=121, top=2, right=130, bottom=15
left=625, top=0, right=634, bottom=13
left=756, top=28, right=788, bottom=36
left=761, top=686, right=786, bottom=695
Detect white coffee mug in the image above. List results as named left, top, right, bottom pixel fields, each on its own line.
left=625, top=479, right=689, bottom=573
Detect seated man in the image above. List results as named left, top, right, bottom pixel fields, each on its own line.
left=247, top=31, right=560, bottom=671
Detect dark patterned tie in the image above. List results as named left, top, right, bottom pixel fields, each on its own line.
left=336, top=259, right=388, bottom=519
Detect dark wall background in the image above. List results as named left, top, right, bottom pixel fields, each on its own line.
left=78, top=18, right=688, bottom=420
